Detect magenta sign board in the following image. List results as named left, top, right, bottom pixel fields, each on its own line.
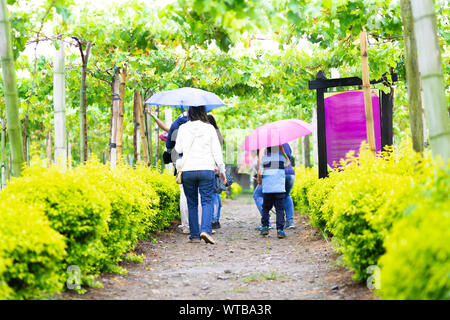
left=324, top=91, right=381, bottom=168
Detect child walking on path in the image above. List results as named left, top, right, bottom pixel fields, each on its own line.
left=257, top=145, right=290, bottom=238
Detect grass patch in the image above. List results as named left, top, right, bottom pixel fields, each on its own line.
left=241, top=271, right=288, bottom=283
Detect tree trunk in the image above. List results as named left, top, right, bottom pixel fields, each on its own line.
left=1, top=118, right=6, bottom=188
left=146, top=110, right=153, bottom=166
left=53, top=39, right=67, bottom=167
left=311, top=111, right=318, bottom=166
left=400, top=0, right=424, bottom=153
left=116, top=68, right=126, bottom=163
left=411, top=0, right=450, bottom=162
left=79, top=41, right=91, bottom=164
left=303, top=135, right=311, bottom=168
left=155, top=106, right=160, bottom=164
left=67, top=130, right=71, bottom=168
left=109, top=68, right=120, bottom=169
left=297, top=137, right=302, bottom=166
left=137, top=91, right=148, bottom=164
left=143, top=92, right=153, bottom=166
left=133, top=90, right=141, bottom=163
left=8, top=154, right=11, bottom=180
left=46, top=131, right=52, bottom=167
left=0, top=0, right=25, bottom=177
left=359, top=27, right=376, bottom=154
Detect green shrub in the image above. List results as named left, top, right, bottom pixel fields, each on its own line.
left=135, top=163, right=180, bottom=231
left=379, top=167, right=450, bottom=300
left=291, top=166, right=317, bottom=214
left=0, top=198, right=66, bottom=299
left=306, top=173, right=337, bottom=232
left=75, top=159, right=160, bottom=271
left=0, top=158, right=182, bottom=298
left=229, top=182, right=243, bottom=199
left=1, top=162, right=111, bottom=283
left=322, top=142, right=435, bottom=280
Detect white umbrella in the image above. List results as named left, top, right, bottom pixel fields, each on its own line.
left=144, top=87, right=226, bottom=112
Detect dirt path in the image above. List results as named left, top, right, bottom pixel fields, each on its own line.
left=62, top=195, right=374, bottom=300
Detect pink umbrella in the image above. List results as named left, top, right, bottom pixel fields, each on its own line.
left=241, top=118, right=315, bottom=151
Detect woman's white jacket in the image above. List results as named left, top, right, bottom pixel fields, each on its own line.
left=175, top=120, right=225, bottom=173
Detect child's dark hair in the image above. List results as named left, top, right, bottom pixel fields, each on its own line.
left=188, top=106, right=209, bottom=123
left=267, top=145, right=281, bottom=154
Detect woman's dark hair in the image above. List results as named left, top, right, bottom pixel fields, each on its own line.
left=208, top=114, right=225, bottom=146
left=187, top=106, right=209, bottom=123
left=207, top=115, right=218, bottom=129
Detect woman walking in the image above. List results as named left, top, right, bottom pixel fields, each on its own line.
left=175, top=106, right=226, bottom=244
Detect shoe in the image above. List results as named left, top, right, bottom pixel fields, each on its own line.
left=212, top=230, right=216, bottom=234
left=277, top=229, right=286, bottom=239
left=285, top=221, right=296, bottom=229
left=188, top=238, right=201, bottom=243
left=259, top=226, right=269, bottom=236
left=177, top=225, right=190, bottom=234
left=212, top=221, right=221, bottom=229
left=200, top=232, right=215, bottom=244
left=255, top=224, right=273, bottom=230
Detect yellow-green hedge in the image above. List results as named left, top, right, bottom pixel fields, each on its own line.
left=291, top=140, right=449, bottom=298
left=0, top=158, right=179, bottom=299
left=0, top=198, right=66, bottom=299
left=229, top=182, right=243, bottom=199
left=379, top=167, right=450, bottom=299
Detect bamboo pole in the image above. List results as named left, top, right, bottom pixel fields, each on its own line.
left=53, top=39, right=67, bottom=167
left=400, top=0, right=424, bottom=153
left=411, top=0, right=450, bottom=163
left=0, top=0, right=25, bottom=176
left=116, top=67, right=126, bottom=163
left=359, top=27, right=376, bottom=154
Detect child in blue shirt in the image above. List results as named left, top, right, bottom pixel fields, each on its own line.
left=257, top=145, right=290, bottom=238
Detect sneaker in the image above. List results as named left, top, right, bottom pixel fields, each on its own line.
left=177, top=225, right=190, bottom=234
left=212, top=221, right=221, bottom=229
left=255, top=224, right=273, bottom=231
left=277, top=229, right=286, bottom=239
left=285, top=221, right=296, bottom=229
left=188, top=238, right=201, bottom=243
left=259, top=226, right=269, bottom=236
left=200, top=232, right=215, bottom=244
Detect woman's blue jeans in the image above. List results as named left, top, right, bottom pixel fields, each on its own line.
left=253, top=174, right=295, bottom=222
left=182, top=170, right=215, bottom=239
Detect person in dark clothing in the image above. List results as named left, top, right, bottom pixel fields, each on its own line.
left=207, top=115, right=225, bottom=229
